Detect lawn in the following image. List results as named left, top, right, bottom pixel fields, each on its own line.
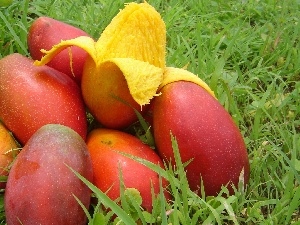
left=0, top=0, right=299, bottom=224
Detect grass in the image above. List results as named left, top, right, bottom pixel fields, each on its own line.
left=1, top=0, right=299, bottom=224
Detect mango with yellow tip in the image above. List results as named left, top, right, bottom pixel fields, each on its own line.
left=152, top=68, right=250, bottom=196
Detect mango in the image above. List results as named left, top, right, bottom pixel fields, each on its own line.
left=86, top=128, right=170, bottom=212
left=0, top=122, right=18, bottom=189
left=152, top=79, right=250, bottom=196
left=28, top=16, right=90, bottom=84
left=5, top=124, right=93, bottom=225
left=0, top=53, right=87, bottom=145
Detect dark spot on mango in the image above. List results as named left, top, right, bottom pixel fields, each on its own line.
left=101, top=140, right=113, bottom=146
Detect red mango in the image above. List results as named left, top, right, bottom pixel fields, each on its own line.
left=5, top=124, right=93, bottom=225
left=152, top=81, right=250, bottom=196
left=0, top=53, right=87, bottom=145
left=86, top=128, right=170, bottom=212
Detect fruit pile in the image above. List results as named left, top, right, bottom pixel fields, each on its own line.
left=0, top=2, right=250, bottom=224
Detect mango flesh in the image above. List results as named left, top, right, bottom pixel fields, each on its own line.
left=0, top=53, right=87, bottom=144
left=0, top=122, right=18, bottom=189
left=28, top=16, right=90, bottom=84
left=86, top=128, right=170, bottom=212
left=152, top=81, right=250, bottom=196
left=5, top=124, right=93, bottom=225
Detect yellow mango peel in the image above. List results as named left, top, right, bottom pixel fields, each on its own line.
left=34, top=36, right=97, bottom=65
left=34, top=2, right=166, bottom=107
left=160, top=67, right=216, bottom=98
left=95, top=2, right=166, bottom=68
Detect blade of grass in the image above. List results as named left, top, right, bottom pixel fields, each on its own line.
left=170, top=133, right=191, bottom=224
left=73, top=194, right=92, bottom=222
left=158, top=174, right=168, bottom=225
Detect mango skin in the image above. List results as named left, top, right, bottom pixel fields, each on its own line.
left=28, top=16, right=90, bottom=84
left=0, top=122, right=18, bottom=189
left=0, top=53, right=87, bottom=145
left=5, top=124, right=93, bottom=225
left=152, top=81, right=250, bottom=196
left=86, top=128, right=170, bottom=212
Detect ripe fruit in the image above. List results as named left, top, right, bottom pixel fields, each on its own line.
left=34, top=2, right=166, bottom=129
left=86, top=128, right=170, bottom=212
left=28, top=16, right=90, bottom=84
left=5, top=124, right=93, bottom=225
left=0, top=122, right=18, bottom=189
left=153, top=80, right=250, bottom=196
left=0, top=53, right=87, bottom=145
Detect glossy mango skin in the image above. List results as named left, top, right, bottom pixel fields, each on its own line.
left=28, top=16, right=90, bottom=84
left=0, top=122, right=18, bottom=189
left=0, top=53, right=87, bottom=145
left=5, top=124, right=93, bottom=225
left=152, top=81, right=250, bottom=196
left=86, top=128, right=170, bottom=212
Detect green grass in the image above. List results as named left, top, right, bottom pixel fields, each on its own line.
left=1, top=0, right=300, bottom=224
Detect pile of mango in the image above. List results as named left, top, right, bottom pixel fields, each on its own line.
left=0, top=2, right=250, bottom=224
